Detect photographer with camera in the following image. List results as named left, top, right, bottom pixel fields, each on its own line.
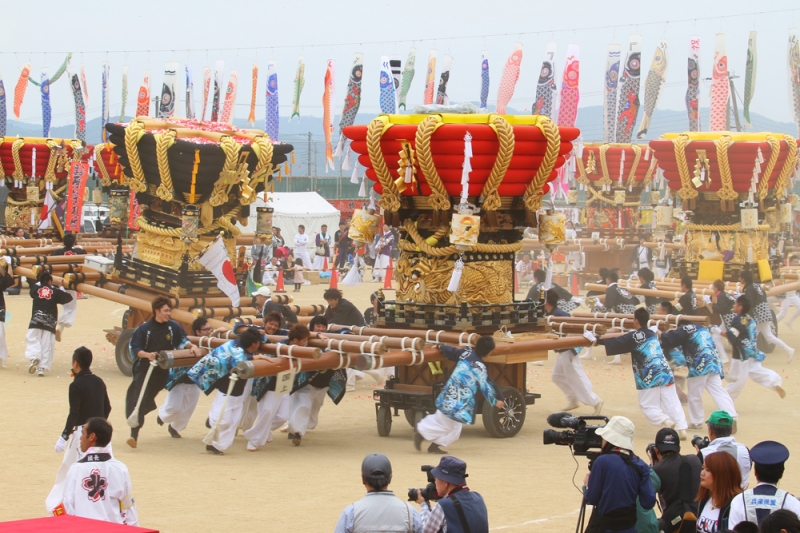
left=582, top=416, right=656, bottom=533
left=587, top=308, right=688, bottom=436
left=696, top=410, right=751, bottom=489
left=413, top=336, right=504, bottom=454
left=334, top=453, right=422, bottom=533
left=648, top=428, right=702, bottom=532
left=413, top=456, right=489, bottom=533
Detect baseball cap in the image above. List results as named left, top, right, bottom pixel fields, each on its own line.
left=431, top=456, right=468, bottom=485
left=654, top=428, right=681, bottom=453
left=596, top=416, right=635, bottom=450
left=361, top=453, right=392, bottom=478
left=750, top=441, right=790, bottom=466
left=706, top=410, right=734, bottom=426
left=251, top=286, right=271, bottom=298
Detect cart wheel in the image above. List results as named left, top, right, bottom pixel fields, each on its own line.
left=482, top=386, right=526, bottom=438
left=115, top=329, right=135, bottom=377
left=377, top=405, right=392, bottom=437
left=404, top=408, right=425, bottom=428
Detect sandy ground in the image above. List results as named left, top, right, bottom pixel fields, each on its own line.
left=0, top=280, right=798, bottom=532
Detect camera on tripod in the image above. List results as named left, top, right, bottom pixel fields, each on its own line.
left=543, top=412, right=609, bottom=465
left=407, top=465, right=440, bottom=502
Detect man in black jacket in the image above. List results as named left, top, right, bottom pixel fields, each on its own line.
left=415, top=456, right=489, bottom=533
left=125, top=296, right=202, bottom=448
left=46, top=347, right=111, bottom=513
left=324, top=288, right=366, bottom=327
left=677, top=277, right=699, bottom=314
left=649, top=427, right=702, bottom=528
left=25, top=271, right=73, bottom=376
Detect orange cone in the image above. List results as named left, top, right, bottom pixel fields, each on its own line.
left=329, top=268, right=338, bottom=289
left=383, top=257, right=394, bottom=290
left=514, top=272, right=520, bottom=295
left=571, top=272, right=579, bottom=295
left=323, top=256, right=329, bottom=272
left=275, top=268, right=286, bottom=292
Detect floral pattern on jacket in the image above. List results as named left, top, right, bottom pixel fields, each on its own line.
left=435, top=345, right=502, bottom=425
left=187, top=340, right=251, bottom=393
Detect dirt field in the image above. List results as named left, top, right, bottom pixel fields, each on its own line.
left=0, top=281, right=798, bottom=532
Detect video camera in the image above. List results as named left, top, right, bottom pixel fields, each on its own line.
left=543, top=412, right=609, bottom=466
left=407, top=465, right=440, bottom=502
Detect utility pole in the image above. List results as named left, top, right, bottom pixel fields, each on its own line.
left=728, top=73, right=743, bottom=133
left=153, top=96, right=160, bottom=118
left=307, top=132, right=312, bottom=193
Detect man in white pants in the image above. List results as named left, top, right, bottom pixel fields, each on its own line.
left=544, top=290, right=603, bottom=414
left=244, top=324, right=310, bottom=450
left=775, top=256, right=800, bottom=331
left=46, top=347, right=111, bottom=514
left=591, top=307, right=688, bottom=439
left=49, top=233, right=86, bottom=342
left=186, top=328, right=265, bottom=455
left=286, top=317, right=347, bottom=447
left=294, top=225, right=312, bottom=268
left=312, top=224, right=333, bottom=270
left=659, top=320, right=737, bottom=430
left=725, top=295, right=786, bottom=401
left=371, top=224, right=394, bottom=283
left=25, top=271, right=73, bottom=376
left=741, top=270, right=794, bottom=362
left=414, top=336, right=505, bottom=454
left=157, top=318, right=225, bottom=438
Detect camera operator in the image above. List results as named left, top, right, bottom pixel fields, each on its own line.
left=583, top=416, right=656, bottom=533
left=648, top=428, right=702, bottom=531
left=696, top=410, right=751, bottom=489
left=414, top=456, right=489, bottom=533
left=335, top=453, right=422, bottom=533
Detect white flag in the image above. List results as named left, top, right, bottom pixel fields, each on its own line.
left=198, top=238, right=241, bottom=306
left=38, top=190, right=57, bottom=230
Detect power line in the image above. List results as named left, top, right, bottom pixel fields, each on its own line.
left=2, top=8, right=797, bottom=55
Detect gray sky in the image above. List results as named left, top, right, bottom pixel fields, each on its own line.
left=2, top=0, right=799, bottom=129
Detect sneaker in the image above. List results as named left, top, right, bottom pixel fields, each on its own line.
left=291, top=434, right=302, bottom=446
left=776, top=386, right=786, bottom=399
left=157, top=416, right=164, bottom=426
left=126, top=437, right=137, bottom=449
left=414, top=430, right=423, bottom=451
left=607, top=355, right=621, bottom=365
left=28, top=358, right=39, bottom=374
left=167, top=425, right=181, bottom=439
left=205, top=445, right=224, bottom=455
left=662, top=419, right=676, bottom=429
left=592, top=401, right=604, bottom=415
left=37, top=368, right=44, bottom=377
left=427, top=443, right=446, bottom=454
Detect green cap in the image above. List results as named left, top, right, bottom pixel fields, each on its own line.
left=707, top=410, right=734, bottom=426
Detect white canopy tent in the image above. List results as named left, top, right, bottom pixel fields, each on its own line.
left=239, top=192, right=341, bottom=248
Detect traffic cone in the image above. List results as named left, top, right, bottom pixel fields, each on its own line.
left=571, top=272, right=579, bottom=295
left=329, top=268, right=338, bottom=289
left=514, top=273, right=520, bottom=295
left=323, top=256, right=329, bottom=272
left=383, top=257, right=394, bottom=290
left=275, top=268, right=286, bottom=292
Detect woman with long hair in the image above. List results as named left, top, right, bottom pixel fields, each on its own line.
left=696, top=451, right=744, bottom=532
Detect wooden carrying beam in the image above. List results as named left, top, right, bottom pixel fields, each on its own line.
left=233, top=352, right=355, bottom=379
left=156, top=348, right=210, bottom=369
left=573, top=311, right=711, bottom=326
left=545, top=315, right=671, bottom=331
left=584, top=283, right=716, bottom=299
left=329, top=325, right=479, bottom=346
left=186, top=335, right=322, bottom=359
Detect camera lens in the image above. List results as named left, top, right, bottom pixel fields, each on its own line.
left=407, top=488, right=418, bottom=502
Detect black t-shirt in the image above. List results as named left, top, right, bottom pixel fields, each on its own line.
left=652, top=452, right=702, bottom=509
left=28, top=282, right=74, bottom=333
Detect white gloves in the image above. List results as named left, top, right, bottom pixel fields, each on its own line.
left=583, top=331, right=597, bottom=344
left=711, top=326, right=722, bottom=335
left=54, top=436, right=68, bottom=453
left=702, top=295, right=712, bottom=305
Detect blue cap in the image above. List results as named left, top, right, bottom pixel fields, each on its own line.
left=431, top=456, right=468, bottom=485
left=750, top=441, right=790, bottom=466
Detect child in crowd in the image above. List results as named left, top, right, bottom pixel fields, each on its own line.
left=290, top=258, right=305, bottom=292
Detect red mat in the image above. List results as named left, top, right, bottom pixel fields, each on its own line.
left=0, top=515, right=158, bottom=532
